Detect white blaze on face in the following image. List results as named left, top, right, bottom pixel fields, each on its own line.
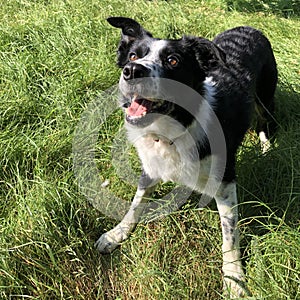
left=138, top=40, right=168, bottom=73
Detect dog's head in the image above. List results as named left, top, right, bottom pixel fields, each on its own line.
left=107, top=17, right=226, bottom=127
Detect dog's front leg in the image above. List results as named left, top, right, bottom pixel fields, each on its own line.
left=95, top=172, right=157, bottom=254
left=215, top=182, right=245, bottom=297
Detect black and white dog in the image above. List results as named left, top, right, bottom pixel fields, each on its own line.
left=95, top=17, right=277, bottom=297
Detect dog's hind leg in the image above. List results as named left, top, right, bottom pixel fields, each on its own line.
left=215, top=182, right=246, bottom=298
left=95, top=171, right=158, bottom=254
left=255, top=59, right=278, bottom=153
left=255, top=95, right=275, bottom=153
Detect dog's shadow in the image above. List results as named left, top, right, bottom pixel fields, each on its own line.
left=237, top=85, right=300, bottom=232
left=225, top=0, right=300, bottom=18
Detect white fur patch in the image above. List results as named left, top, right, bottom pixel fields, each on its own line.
left=126, top=114, right=198, bottom=184
left=203, top=76, right=217, bottom=103
left=259, top=131, right=271, bottom=153
left=138, top=40, right=168, bottom=68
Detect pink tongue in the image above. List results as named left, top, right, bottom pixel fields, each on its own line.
left=127, top=99, right=150, bottom=117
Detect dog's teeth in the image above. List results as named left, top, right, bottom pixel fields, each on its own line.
left=128, top=114, right=143, bottom=120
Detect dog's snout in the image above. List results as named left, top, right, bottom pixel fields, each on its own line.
left=123, top=63, right=151, bottom=81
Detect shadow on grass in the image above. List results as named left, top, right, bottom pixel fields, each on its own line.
left=238, top=84, right=300, bottom=231
left=225, top=0, right=300, bottom=18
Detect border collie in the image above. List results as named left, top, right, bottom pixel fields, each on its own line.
left=95, top=17, right=277, bottom=297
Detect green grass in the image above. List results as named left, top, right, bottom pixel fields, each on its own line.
left=0, top=0, right=300, bottom=299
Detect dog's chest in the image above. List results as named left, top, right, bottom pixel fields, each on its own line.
left=134, top=134, right=181, bottom=182
left=132, top=133, right=212, bottom=191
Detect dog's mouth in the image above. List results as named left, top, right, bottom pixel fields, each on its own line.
left=126, top=97, right=154, bottom=119
left=123, top=95, right=172, bottom=126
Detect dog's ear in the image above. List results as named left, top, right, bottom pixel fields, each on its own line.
left=107, top=17, right=153, bottom=67
left=195, top=38, right=226, bottom=71
left=184, top=36, right=226, bottom=72
left=107, top=17, right=152, bottom=40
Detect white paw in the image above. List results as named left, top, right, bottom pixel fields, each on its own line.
left=94, top=224, right=129, bottom=254
left=259, top=131, right=271, bottom=153
left=223, top=264, right=246, bottom=298
left=224, top=276, right=245, bottom=298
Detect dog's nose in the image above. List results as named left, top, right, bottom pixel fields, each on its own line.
left=123, top=63, right=151, bottom=81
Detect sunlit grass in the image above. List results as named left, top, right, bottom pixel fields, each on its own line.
left=0, top=0, right=299, bottom=299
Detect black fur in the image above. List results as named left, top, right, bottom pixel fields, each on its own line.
left=107, top=17, right=277, bottom=182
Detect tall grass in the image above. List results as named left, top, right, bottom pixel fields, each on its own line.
left=0, top=0, right=299, bottom=299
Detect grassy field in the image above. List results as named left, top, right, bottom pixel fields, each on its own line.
left=0, top=0, right=300, bottom=299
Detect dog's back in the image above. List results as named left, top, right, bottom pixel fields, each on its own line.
left=213, top=26, right=277, bottom=137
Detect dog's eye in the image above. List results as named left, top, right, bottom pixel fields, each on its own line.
left=129, top=53, right=138, bottom=61
left=167, top=56, right=179, bottom=67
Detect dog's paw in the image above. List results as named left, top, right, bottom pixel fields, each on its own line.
left=223, top=264, right=246, bottom=298
left=94, top=224, right=129, bottom=254
left=223, top=276, right=246, bottom=298
left=259, top=131, right=271, bottom=154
